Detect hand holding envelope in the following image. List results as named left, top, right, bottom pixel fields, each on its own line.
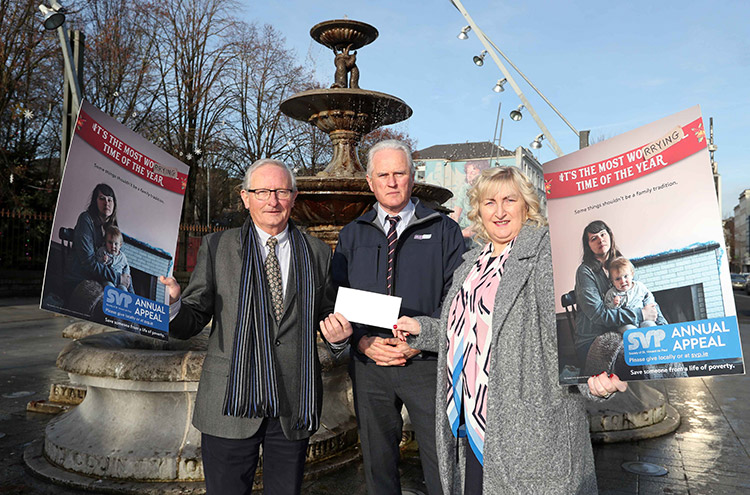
left=319, top=312, right=353, bottom=344
left=333, top=287, right=420, bottom=366
left=393, top=315, right=421, bottom=342
left=333, top=287, right=402, bottom=329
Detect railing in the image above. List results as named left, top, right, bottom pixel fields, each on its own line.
left=175, top=223, right=228, bottom=272
left=0, top=209, right=226, bottom=274
left=0, top=209, right=54, bottom=270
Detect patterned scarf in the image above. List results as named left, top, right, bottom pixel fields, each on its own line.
left=446, top=239, right=515, bottom=465
left=223, top=217, right=319, bottom=432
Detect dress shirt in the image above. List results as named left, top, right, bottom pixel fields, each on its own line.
left=253, top=224, right=291, bottom=300
left=374, top=200, right=415, bottom=238
left=170, top=223, right=292, bottom=320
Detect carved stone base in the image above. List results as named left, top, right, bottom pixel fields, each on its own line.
left=587, top=382, right=681, bottom=443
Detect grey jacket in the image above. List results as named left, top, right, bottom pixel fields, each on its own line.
left=170, top=222, right=336, bottom=441
left=411, top=224, right=598, bottom=494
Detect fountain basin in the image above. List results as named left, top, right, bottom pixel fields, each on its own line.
left=310, top=19, right=378, bottom=51
left=281, top=88, right=411, bottom=136
left=44, top=332, right=206, bottom=481
left=281, top=89, right=412, bottom=175
left=38, top=329, right=359, bottom=487
left=292, top=177, right=453, bottom=248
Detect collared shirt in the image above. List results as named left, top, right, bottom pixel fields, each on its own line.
left=374, top=200, right=415, bottom=238
left=253, top=224, right=291, bottom=300
left=170, top=223, right=292, bottom=320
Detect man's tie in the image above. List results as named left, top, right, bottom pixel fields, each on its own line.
left=265, top=237, right=284, bottom=321
left=386, top=215, right=400, bottom=295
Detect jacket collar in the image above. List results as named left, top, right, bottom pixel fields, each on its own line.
left=357, top=197, right=440, bottom=229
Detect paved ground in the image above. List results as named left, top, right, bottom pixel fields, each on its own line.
left=1, top=294, right=750, bottom=494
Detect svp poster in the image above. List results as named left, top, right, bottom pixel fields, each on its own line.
left=41, top=102, right=189, bottom=340
left=545, top=106, right=744, bottom=384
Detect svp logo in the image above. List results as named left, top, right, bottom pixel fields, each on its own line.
left=626, top=328, right=666, bottom=351
left=105, top=287, right=133, bottom=308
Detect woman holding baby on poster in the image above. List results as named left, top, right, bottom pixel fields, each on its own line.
left=393, top=167, right=622, bottom=494
left=573, top=220, right=668, bottom=376
left=65, top=183, right=131, bottom=293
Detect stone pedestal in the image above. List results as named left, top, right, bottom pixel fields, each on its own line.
left=44, top=331, right=206, bottom=481
left=28, top=326, right=359, bottom=492
left=588, top=382, right=680, bottom=443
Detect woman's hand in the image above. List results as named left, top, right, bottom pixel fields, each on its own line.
left=587, top=372, right=627, bottom=399
left=393, top=316, right=421, bottom=342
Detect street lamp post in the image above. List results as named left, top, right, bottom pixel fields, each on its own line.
left=451, top=0, right=589, bottom=155
left=39, top=1, right=84, bottom=174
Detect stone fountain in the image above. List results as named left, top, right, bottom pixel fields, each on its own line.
left=282, top=19, right=451, bottom=247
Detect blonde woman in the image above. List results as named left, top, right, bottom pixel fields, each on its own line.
left=395, top=167, right=624, bottom=494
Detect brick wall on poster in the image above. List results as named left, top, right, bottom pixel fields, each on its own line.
left=633, top=243, right=725, bottom=319
left=121, top=236, right=172, bottom=302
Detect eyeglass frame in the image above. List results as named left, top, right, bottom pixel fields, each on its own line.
left=244, top=188, right=295, bottom=201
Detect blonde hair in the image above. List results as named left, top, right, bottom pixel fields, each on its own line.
left=608, top=257, right=634, bottom=279
left=467, top=167, right=546, bottom=244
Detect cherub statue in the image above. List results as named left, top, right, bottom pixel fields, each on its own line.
left=332, top=44, right=359, bottom=89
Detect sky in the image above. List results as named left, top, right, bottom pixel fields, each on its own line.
left=244, top=0, right=749, bottom=218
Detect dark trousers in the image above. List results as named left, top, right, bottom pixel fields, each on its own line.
left=464, top=444, right=483, bottom=494
left=201, top=418, right=309, bottom=495
left=350, top=358, right=443, bottom=495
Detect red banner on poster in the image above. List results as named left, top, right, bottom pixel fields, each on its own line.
left=543, top=117, right=706, bottom=199
left=74, top=110, right=188, bottom=195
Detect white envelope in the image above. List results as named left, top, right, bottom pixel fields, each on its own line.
left=334, top=287, right=402, bottom=329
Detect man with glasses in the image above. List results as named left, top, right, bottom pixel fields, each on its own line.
left=332, top=140, right=465, bottom=494
left=161, top=158, right=352, bottom=494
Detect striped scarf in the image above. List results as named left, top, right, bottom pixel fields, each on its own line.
left=223, top=217, right=319, bottom=432
left=445, top=239, right=514, bottom=465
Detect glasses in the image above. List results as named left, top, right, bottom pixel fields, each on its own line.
left=246, top=188, right=294, bottom=201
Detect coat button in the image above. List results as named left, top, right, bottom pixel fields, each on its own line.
left=275, top=340, right=281, bottom=346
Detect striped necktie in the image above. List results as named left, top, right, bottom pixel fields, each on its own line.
left=386, top=215, right=400, bottom=295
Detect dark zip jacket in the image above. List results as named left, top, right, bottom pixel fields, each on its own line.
left=332, top=199, right=465, bottom=362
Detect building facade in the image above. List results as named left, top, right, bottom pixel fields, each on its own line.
left=414, top=141, right=546, bottom=236
left=732, top=189, right=750, bottom=273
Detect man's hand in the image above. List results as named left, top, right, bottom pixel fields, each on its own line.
left=392, top=339, right=421, bottom=360
left=641, top=303, right=657, bottom=322
left=119, top=273, right=132, bottom=289
left=320, top=312, right=353, bottom=344
left=612, top=295, right=621, bottom=307
left=159, top=276, right=181, bottom=304
left=100, top=253, right=110, bottom=264
left=358, top=336, right=419, bottom=366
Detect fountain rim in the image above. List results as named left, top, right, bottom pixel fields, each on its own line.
left=280, top=88, right=413, bottom=127
left=281, top=87, right=412, bottom=107
left=310, top=19, right=379, bottom=51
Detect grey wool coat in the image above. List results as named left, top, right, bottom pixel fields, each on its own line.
left=169, top=221, right=337, bottom=441
left=411, top=224, right=598, bottom=494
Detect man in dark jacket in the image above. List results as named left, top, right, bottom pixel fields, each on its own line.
left=333, top=140, right=465, bottom=495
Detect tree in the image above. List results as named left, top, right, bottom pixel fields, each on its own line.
left=222, top=23, right=318, bottom=178
left=149, top=0, right=237, bottom=223
left=0, top=0, right=63, bottom=212
left=79, top=0, right=161, bottom=133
